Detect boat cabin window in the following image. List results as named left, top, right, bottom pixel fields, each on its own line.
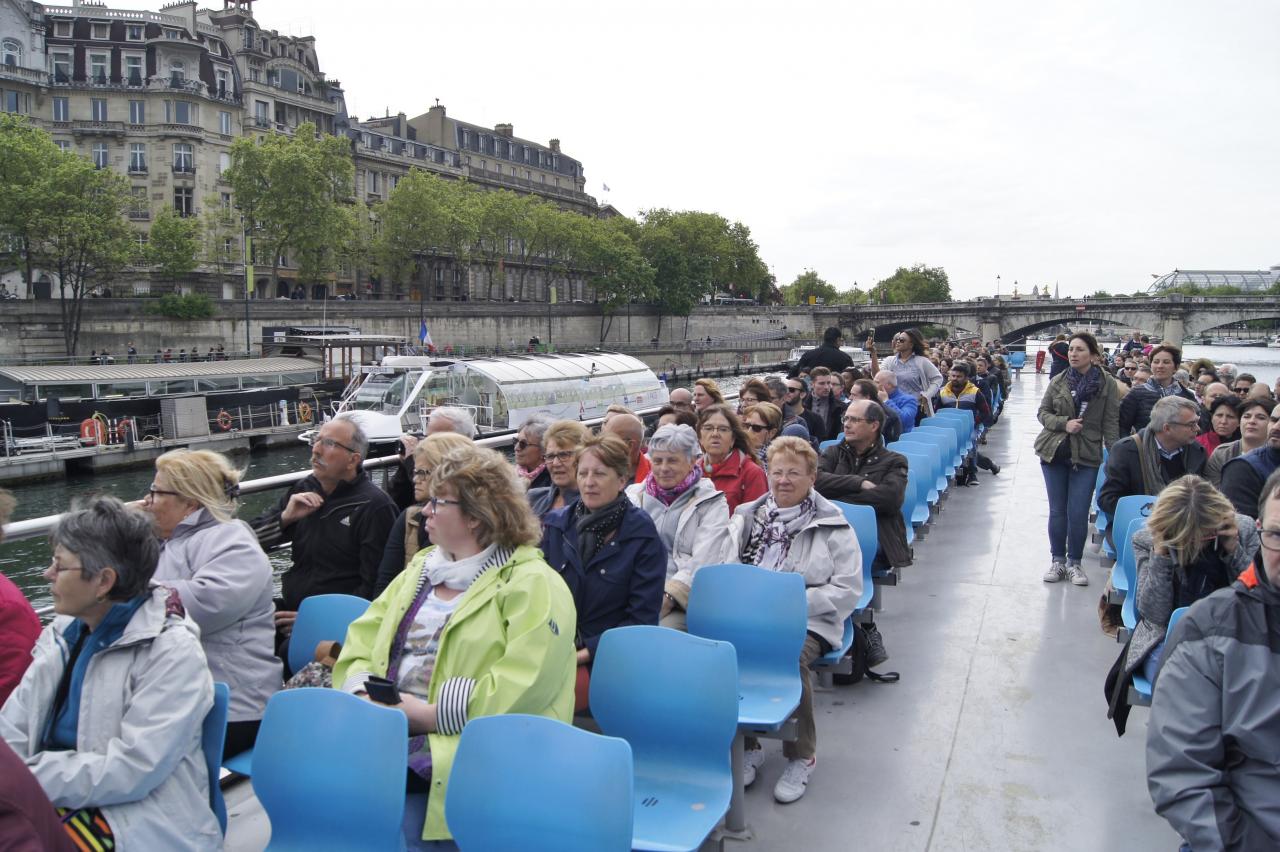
left=351, top=371, right=414, bottom=413
left=281, top=371, right=318, bottom=386
left=242, top=374, right=283, bottom=389
left=155, top=379, right=195, bottom=395
left=38, top=384, right=94, bottom=401
left=196, top=376, right=242, bottom=392
left=95, top=381, right=149, bottom=398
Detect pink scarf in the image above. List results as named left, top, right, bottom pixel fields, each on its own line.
left=644, top=465, right=702, bottom=506
left=516, top=462, right=547, bottom=482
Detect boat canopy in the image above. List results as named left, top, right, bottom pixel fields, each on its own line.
left=0, top=357, right=323, bottom=403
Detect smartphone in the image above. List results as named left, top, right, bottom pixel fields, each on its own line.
left=364, top=676, right=401, bottom=705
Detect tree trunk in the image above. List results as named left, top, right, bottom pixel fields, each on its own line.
left=599, top=313, right=613, bottom=342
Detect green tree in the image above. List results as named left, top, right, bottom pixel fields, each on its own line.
left=571, top=215, right=655, bottom=340
left=373, top=170, right=477, bottom=301
left=873, top=264, right=952, bottom=304
left=147, top=206, right=200, bottom=292
left=781, top=270, right=839, bottom=306
left=0, top=115, right=69, bottom=294
left=225, top=122, right=355, bottom=294
left=201, top=197, right=242, bottom=296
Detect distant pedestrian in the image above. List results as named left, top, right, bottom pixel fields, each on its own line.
left=154, top=349, right=163, bottom=363
left=163, top=348, right=172, bottom=363
left=127, top=343, right=137, bottom=364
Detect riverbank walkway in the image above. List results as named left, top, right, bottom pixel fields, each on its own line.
left=223, top=371, right=1179, bottom=851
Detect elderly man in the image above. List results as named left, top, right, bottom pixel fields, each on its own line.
left=426, top=406, right=477, bottom=438
left=253, top=413, right=398, bottom=658
left=602, top=411, right=651, bottom=483
left=1098, top=396, right=1207, bottom=529
left=814, top=399, right=912, bottom=582
left=1219, top=401, right=1280, bottom=519
left=668, top=387, right=694, bottom=411
left=1147, top=469, right=1280, bottom=850
left=874, top=370, right=917, bottom=434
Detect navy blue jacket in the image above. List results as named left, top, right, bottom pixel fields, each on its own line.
left=540, top=500, right=667, bottom=659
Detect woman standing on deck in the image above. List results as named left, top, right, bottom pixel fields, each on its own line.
left=144, top=449, right=279, bottom=759
left=886, top=328, right=943, bottom=414
left=1034, top=332, right=1120, bottom=586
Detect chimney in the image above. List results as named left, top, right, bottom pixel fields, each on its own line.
left=495, top=123, right=513, bottom=138
left=548, top=138, right=561, bottom=153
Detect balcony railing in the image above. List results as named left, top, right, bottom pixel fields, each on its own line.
left=0, top=65, right=47, bottom=85
left=128, top=163, right=147, bottom=175
left=127, top=209, right=151, bottom=220
left=71, top=120, right=126, bottom=136
left=156, top=123, right=203, bottom=138
left=171, top=163, right=196, bottom=176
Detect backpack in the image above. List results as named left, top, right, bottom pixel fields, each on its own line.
left=832, top=622, right=901, bottom=685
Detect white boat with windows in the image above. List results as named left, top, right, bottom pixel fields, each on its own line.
left=318, top=351, right=667, bottom=448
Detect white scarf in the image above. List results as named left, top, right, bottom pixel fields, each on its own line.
left=423, top=542, right=499, bottom=591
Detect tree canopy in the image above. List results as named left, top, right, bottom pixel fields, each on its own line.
left=871, top=264, right=952, bottom=304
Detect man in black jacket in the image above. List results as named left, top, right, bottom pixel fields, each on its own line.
left=814, top=399, right=912, bottom=575
left=806, top=367, right=847, bottom=443
left=253, top=413, right=398, bottom=658
left=1098, top=396, right=1206, bottom=527
left=792, top=326, right=852, bottom=377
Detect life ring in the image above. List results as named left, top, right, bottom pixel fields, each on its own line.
left=216, top=410, right=233, bottom=431
left=115, top=418, right=131, bottom=442
left=297, top=401, right=313, bottom=423
left=79, top=418, right=104, bottom=446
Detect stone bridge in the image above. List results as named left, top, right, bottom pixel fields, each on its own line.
left=817, top=295, right=1280, bottom=347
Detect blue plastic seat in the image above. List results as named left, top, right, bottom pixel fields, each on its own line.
left=893, top=446, right=939, bottom=507
left=1111, top=516, right=1146, bottom=603
left=812, top=502, right=876, bottom=674
left=819, top=438, right=841, bottom=452
left=287, top=593, right=370, bottom=676
left=201, top=682, right=230, bottom=835
left=1091, top=464, right=1108, bottom=528
left=1130, top=606, right=1189, bottom=704
left=687, top=563, right=807, bottom=837
left=891, top=438, right=946, bottom=498
left=447, top=714, right=635, bottom=852
left=1107, top=495, right=1156, bottom=589
left=251, top=688, right=407, bottom=851
left=917, top=423, right=963, bottom=470
left=591, top=626, right=738, bottom=852
left=1008, top=351, right=1027, bottom=371
left=904, top=464, right=930, bottom=528
left=931, top=409, right=975, bottom=449
left=902, top=429, right=957, bottom=480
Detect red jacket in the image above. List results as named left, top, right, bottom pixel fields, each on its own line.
left=634, top=451, right=651, bottom=485
left=0, top=740, right=75, bottom=851
left=704, top=449, right=768, bottom=514
left=0, top=574, right=40, bottom=707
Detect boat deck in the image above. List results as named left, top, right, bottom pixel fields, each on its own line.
left=224, top=371, right=1179, bottom=851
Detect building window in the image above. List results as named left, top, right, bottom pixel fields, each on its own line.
left=129, top=143, right=146, bottom=172
left=215, top=69, right=230, bottom=97
left=91, top=23, right=110, bottom=40
left=219, top=110, right=231, bottom=135
left=222, top=236, right=234, bottom=255
left=243, top=26, right=255, bottom=48
left=92, top=143, right=109, bottom=169
left=168, top=60, right=185, bottom=86
left=124, top=55, right=143, bottom=86
left=165, top=29, right=181, bottom=40
left=55, top=140, right=72, bottom=153
left=126, top=25, right=144, bottom=41
left=219, top=151, right=231, bottom=175
left=173, top=143, right=193, bottom=173
left=248, top=66, right=259, bottom=82
left=168, top=100, right=193, bottom=124
left=174, top=186, right=193, bottom=216
left=369, top=171, right=380, bottom=193
left=52, top=52, right=71, bottom=83
left=91, top=98, right=108, bottom=121
left=134, top=232, right=148, bottom=252
left=90, top=53, right=108, bottom=83
left=129, top=100, right=145, bottom=124
left=1, top=40, right=19, bottom=67
left=254, top=101, right=269, bottom=126
left=220, top=192, right=232, bottom=211
left=53, top=21, right=71, bottom=37
left=130, top=185, right=147, bottom=211
left=2, top=90, right=25, bottom=114
left=52, top=96, right=68, bottom=122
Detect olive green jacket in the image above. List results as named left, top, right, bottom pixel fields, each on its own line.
left=1034, top=370, right=1120, bottom=467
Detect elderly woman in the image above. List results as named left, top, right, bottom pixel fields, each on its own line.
left=334, top=444, right=577, bottom=847
left=375, top=432, right=475, bottom=595
left=737, top=378, right=772, bottom=415
left=699, top=403, right=768, bottom=512
left=730, top=437, right=860, bottom=805
left=514, top=413, right=555, bottom=491
left=527, top=420, right=590, bottom=518
left=625, top=424, right=731, bottom=631
left=742, top=401, right=782, bottom=468
left=0, top=497, right=221, bottom=850
left=692, top=377, right=725, bottom=412
left=1206, top=398, right=1272, bottom=486
left=1120, top=476, right=1257, bottom=687
left=143, top=449, right=279, bottom=759
left=542, top=434, right=666, bottom=662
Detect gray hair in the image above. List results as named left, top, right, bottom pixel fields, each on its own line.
left=428, top=406, right=477, bottom=439
left=331, top=412, right=370, bottom=458
left=874, top=370, right=898, bottom=389
left=50, top=496, right=159, bottom=601
left=647, top=423, right=701, bottom=460
left=764, top=377, right=787, bottom=399
left=1217, top=363, right=1238, bottom=384
left=1149, top=395, right=1198, bottom=433
left=518, top=412, right=556, bottom=444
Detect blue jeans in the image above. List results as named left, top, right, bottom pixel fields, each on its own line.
left=1041, top=460, right=1098, bottom=563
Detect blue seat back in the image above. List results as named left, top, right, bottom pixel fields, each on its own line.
left=892, top=438, right=945, bottom=495
left=447, top=714, right=635, bottom=852
left=1008, top=352, right=1027, bottom=369
left=1121, top=517, right=1147, bottom=630
left=833, top=501, right=876, bottom=611
left=288, top=593, right=370, bottom=675
left=918, top=422, right=962, bottom=457
left=819, top=438, right=841, bottom=452
left=592, top=625, right=738, bottom=779
left=904, top=429, right=956, bottom=473
left=1112, top=494, right=1156, bottom=564
left=202, top=682, right=230, bottom=835
left=1167, top=606, right=1188, bottom=639
left=687, top=563, right=807, bottom=685
left=252, top=689, right=407, bottom=850
left=923, top=414, right=970, bottom=452
left=894, top=447, right=938, bottom=504
left=904, top=464, right=929, bottom=525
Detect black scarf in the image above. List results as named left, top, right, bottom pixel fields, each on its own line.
left=1065, top=365, right=1102, bottom=416
left=574, top=494, right=629, bottom=566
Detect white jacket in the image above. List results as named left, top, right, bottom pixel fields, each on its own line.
left=729, top=490, right=862, bottom=649
left=626, top=478, right=732, bottom=606
left=0, top=587, right=221, bottom=851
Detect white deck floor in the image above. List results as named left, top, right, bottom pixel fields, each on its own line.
left=224, top=370, right=1180, bottom=851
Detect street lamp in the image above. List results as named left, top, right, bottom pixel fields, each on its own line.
left=241, top=214, right=253, bottom=357
left=996, top=274, right=1001, bottom=300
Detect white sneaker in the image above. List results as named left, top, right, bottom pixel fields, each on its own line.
left=773, top=757, right=816, bottom=803
left=1043, top=561, right=1067, bottom=583
left=1068, top=563, right=1089, bottom=586
left=742, top=746, right=766, bottom=788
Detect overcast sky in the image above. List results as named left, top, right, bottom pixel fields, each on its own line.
left=170, top=0, right=1278, bottom=298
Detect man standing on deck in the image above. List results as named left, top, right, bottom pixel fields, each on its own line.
left=792, top=327, right=853, bottom=377
left=1147, top=469, right=1280, bottom=850
left=1219, top=401, right=1280, bottom=519
left=252, top=413, right=397, bottom=662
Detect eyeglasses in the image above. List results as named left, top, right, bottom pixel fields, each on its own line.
left=310, top=436, right=358, bottom=454
left=1171, top=419, right=1200, bottom=430
left=842, top=416, right=871, bottom=425
left=1233, top=386, right=1250, bottom=393
left=426, top=496, right=463, bottom=513
left=145, top=486, right=180, bottom=500
left=700, top=424, right=732, bottom=434
left=48, top=555, right=84, bottom=574
left=1259, top=527, right=1280, bottom=552
left=545, top=450, right=576, bottom=464
left=513, top=439, right=540, bottom=451
left=744, top=422, right=770, bottom=433
left=411, top=468, right=432, bottom=480
left=785, top=385, right=803, bottom=394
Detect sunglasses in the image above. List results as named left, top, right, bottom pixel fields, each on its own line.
left=744, top=422, right=770, bottom=433
left=513, top=439, right=539, bottom=451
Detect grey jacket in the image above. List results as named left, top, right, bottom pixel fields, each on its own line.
left=626, top=478, right=732, bottom=608
left=1122, top=516, right=1256, bottom=676
left=728, top=490, right=861, bottom=649
left=0, top=587, right=221, bottom=851
left=1205, top=439, right=1244, bottom=487
left=154, top=508, right=281, bottom=722
left=1147, top=563, right=1280, bottom=851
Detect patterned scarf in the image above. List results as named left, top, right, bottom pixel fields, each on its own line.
left=574, top=493, right=629, bottom=566
left=742, top=494, right=816, bottom=570
left=1065, top=365, right=1102, bottom=416
left=516, top=462, right=547, bottom=483
left=643, top=464, right=702, bottom=506
left=1142, top=377, right=1184, bottom=398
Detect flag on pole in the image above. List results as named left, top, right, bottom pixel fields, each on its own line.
left=602, top=183, right=611, bottom=192
left=419, top=320, right=432, bottom=348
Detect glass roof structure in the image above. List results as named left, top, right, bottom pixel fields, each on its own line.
left=1147, top=268, right=1279, bottom=293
